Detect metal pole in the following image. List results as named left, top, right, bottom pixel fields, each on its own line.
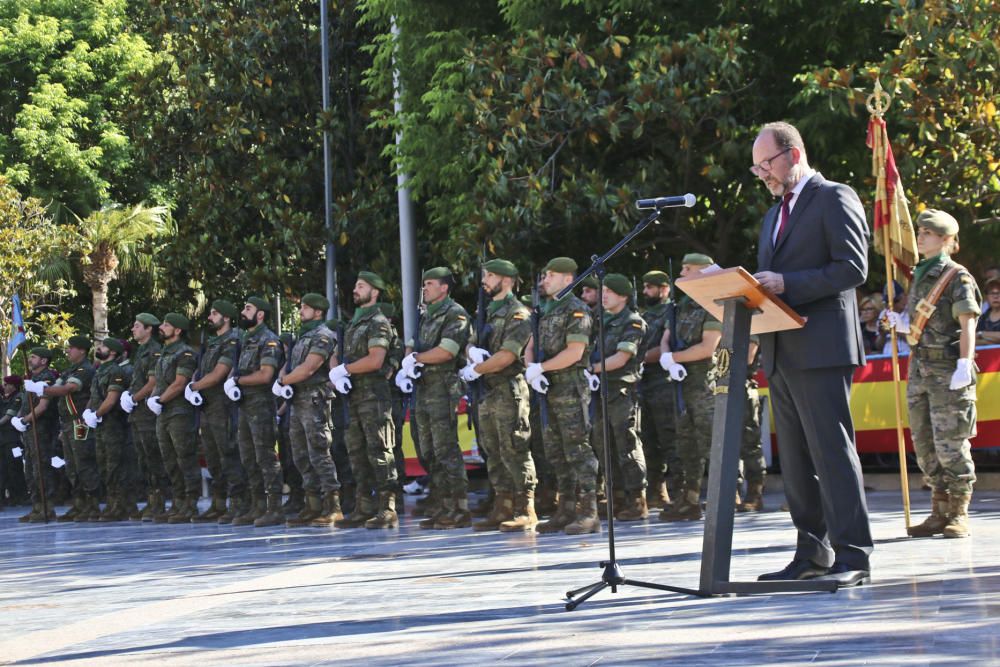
left=321, top=0, right=339, bottom=321
left=391, top=17, right=418, bottom=345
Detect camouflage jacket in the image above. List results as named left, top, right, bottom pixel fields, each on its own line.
left=153, top=340, right=197, bottom=415
left=595, top=306, right=647, bottom=385
left=128, top=339, right=161, bottom=423
left=197, top=329, right=240, bottom=398
left=640, top=300, right=671, bottom=384
left=56, top=360, right=95, bottom=424
left=18, top=368, right=59, bottom=427
left=675, top=295, right=721, bottom=378
left=539, top=293, right=592, bottom=379
left=473, top=293, right=531, bottom=385
left=344, top=306, right=393, bottom=386
left=409, top=297, right=470, bottom=374
left=87, top=358, right=132, bottom=420
left=238, top=324, right=283, bottom=392
left=290, top=320, right=336, bottom=387
left=907, top=253, right=981, bottom=355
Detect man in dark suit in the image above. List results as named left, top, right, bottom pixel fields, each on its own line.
left=751, top=121, right=874, bottom=587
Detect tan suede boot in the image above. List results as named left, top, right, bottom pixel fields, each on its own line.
left=615, top=489, right=649, bottom=521
left=737, top=481, right=765, bottom=512
left=943, top=492, right=971, bottom=539
left=536, top=496, right=577, bottom=534
left=231, top=494, right=266, bottom=526
left=365, top=491, right=399, bottom=529
left=253, top=493, right=286, bottom=527
left=907, top=490, right=950, bottom=537
left=192, top=495, right=228, bottom=523
left=434, top=492, right=472, bottom=529
left=473, top=491, right=513, bottom=532
left=500, top=491, right=539, bottom=532
left=287, top=493, right=323, bottom=527
left=335, top=490, right=377, bottom=528
left=564, top=492, right=601, bottom=535
left=308, top=490, right=344, bottom=527
left=660, top=487, right=702, bottom=522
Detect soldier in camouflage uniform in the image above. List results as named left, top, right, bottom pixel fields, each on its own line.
left=377, top=302, right=408, bottom=491
left=893, top=210, right=982, bottom=539
left=276, top=292, right=342, bottom=528
left=737, top=340, right=767, bottom=512
left=28, top=336, right=100, bottom=522
left=121, top=313, right=169, bottom=520
left=12, top=348, right=59, bottom=522
left=588, top=274, right=649, bottom=521
left=329, top=272, right=399, bottom=529
left=638, top=270, right=677, bottom=509
left=527, top=257, right=599, bottom=535
left=276, top=332, right=304, bottom=518
left=0, top=376, right=27, bottom=507
left=459, top=259, right=537, bottom=532
left=403, top=267, right=472, bottom=529
left=189, top=300, right=247, bottom=523
left=82, top=337, right=133, bottom=521
left=148, top=313, right=201, bottom=524
left=657, top=254, right=722, bottom=522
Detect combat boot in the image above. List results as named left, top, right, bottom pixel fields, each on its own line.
left=231, top=494, right=266, bottom=526
left=73, top=495, right=98, bottom=522
left=564, top=493, right=601, bottom=535
left=470, top=486, right=495, bottom=518
left=616, top=489, right=649, bottom=521
left=598, top=489, right=625, bottom=520
left=309, top=490, right=344, bottom=527
left=646, top=481, right=670, bottom=509
left=500, top=491, right=538, bottom=533
left=435, top=492, right=472, bottom=529
left=218, top=492, right=249, bottom=525
left=282, top=488, right=305, bottom=516
left=534, top=483, right=558, bottom=516
left=253, top=494, right=285, bottom=527
left=536, top=496, right=577, bottom=534
left=907, top=490, right=950, bottom=537
left=168, top=496, right=198, bottom=524
left=473, top=491, right=513, bottom=532
left=943, top=492, right=971, bottom=539
left=411, top=487, right=440, bottom=517
left=20, top=502, right=41, bottom=523
left=27, top=502, right=55, bottom=523
left=192, top=495, right=228, bottom=523
left=418, top=500, right=449, bottom=529
left=335, top=490, right=377, bottom=528
left=57, top=494, right=83, bottom=522
left=287, top=493, right=323, bottom=527
left=365, top=491, right=399, bottom=529
left=660, top=487, right=703, bottom=522
left=99, top=495, right=129, bottom=522
left=140, top=490, right=160, bottom=521
left=737, top=481, right=765, bottom=513
left=125, top=496, right=142, bottom=521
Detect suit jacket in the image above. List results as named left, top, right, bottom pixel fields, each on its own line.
left=756, top=173, right=869, bottom=376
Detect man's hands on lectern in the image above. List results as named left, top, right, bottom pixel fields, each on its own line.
left=753, top=271, right=785, bottom=295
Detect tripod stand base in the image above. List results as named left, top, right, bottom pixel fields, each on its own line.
left=564, top=561, right=704, bottom=611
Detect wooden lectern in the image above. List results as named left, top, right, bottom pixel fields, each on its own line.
left=676, top=267, right=838, bottom=595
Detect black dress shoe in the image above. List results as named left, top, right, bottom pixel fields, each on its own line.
left=757, top=559, right=830, bottom=581
left=816, top=562, right=870, bottom=586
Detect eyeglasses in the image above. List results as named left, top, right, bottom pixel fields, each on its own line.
left=750, top=147, right=792, bottom=176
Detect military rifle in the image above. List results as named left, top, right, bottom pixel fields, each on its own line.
left=530, top=271, right=549, bottom=427
left=666, top=258, right=687, bottom=417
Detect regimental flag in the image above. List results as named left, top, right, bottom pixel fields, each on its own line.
left=867, top=116, right=919, bottom=286
left=6, top=294, right=26, bottom=361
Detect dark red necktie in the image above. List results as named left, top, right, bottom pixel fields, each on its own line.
left=774, top=192, right=794, bottom=245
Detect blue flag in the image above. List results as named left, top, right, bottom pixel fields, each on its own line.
left=7, top=294, right=26, bottom=360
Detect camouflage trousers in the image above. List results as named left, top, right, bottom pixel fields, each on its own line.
left=62, top=423, right=100, bottom=495
left=675, top=368, right=716, bottom=490
left=237, top=389, right=282, bottom=496
left=639, top=379, right=677, bottom=490
left=345, top=378, right=397, bottom=494
left=290, top=385, right=340, bottom=495
left=907, top=358, right=977, bottom=495
left=414, top=371, right=467, bottom=496
left=591, top=382, right=646, bottom=493
left=21, top=422, right=57, bottom=502
left=528, top=398, right=553, bottom=487
left=200, top=395, right=247, bottom=498
left=277, top=409, right=301, bottom=496
left=95, top=415, right=129, bottom=497
left=390, top=386, right=407, bottom=484
left=479, top=376, right=536, bottom=495
left=131, top=414, right=169, bottom=493
left=543, top=372, right=598, bottom=498
left=157, top=409, right=201, bottom=497
left=740, top=383, right=766, bottom=485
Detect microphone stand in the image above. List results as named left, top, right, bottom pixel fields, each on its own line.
left=557, top=206, right=701, bottom=611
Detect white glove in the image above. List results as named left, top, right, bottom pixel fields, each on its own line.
left=529, top=374, right=549, bottom=394
left=184, top=382, right=204, bottom=407
left=224, top=377, right=242, bottom=402
left=82, top=409, right=101, bottom=429
left=11, top=447, right=22, bottom=458
left=395, top=368, right=413, bottom=394
left=467, top=346, right=491, bottom=365
left=51, top=456, right=66, bottom=469
left=950, top=358, right=974, bottom=391
left=328, top=365, right=352, bottom=394
left=584, top=369, right=601, bottom=391
left=667, top=363, right=688, bottom=382
left=146, top=396, right=163, bottom=415
left=120, top=391, right=135, bottom=413
left=11, top=416, right=28, bottom=433
left=23, top=379, right=48, bottom=397
left=402, top=352, right=424, bottom=379
left=885, top=310, right=910, bottom=334
left=525, top=362, right=545, bottom=383
left=659, top=351, right=676, bottom=371
left=271, top=379, right=294, bottom=399
left=459, top=362, right=481, bottom=382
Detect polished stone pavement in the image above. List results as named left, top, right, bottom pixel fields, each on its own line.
left=1, top=490, right=999, bottom=666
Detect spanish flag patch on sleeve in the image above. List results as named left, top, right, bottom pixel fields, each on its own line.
left=512, top=313, right=527, bottom=320
left=572, top=311, right=584, bottom=318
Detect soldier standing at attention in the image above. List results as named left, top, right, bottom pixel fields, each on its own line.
left=12, top=348, right=59, bottom=523
left=276, top=293, right=342, bottom=528
left=657, top=253, right=722, bottom=522
left=402, top=267, right=472, bottom=530
left=329, top=272, right=399, bottom=529
left=82, top=337, right=132, bottom=521
left=459, top=259, right=537, bottom=532
left=120, top=313, right=169, bottom=520
left=276, top=332, right=305, bottom=519
left=587, top=274, right=649, bottom=521
left=188, top=300, right=247, bottom=523
left=888, top=210, right=981, bottom=539
left=0, top=375, right=26, bottom=508
left=227, top=297, right=284, bottom=527
left=148, top=314, right=200, bottom=524
left=527, top=257, right=599, bottom=535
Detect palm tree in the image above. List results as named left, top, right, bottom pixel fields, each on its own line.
left=75, top=203, right=174, bottom=341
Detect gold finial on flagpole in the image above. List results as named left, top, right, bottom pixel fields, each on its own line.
left=866, top=78, right=891, bottom=118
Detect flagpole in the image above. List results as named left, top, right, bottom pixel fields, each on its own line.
left=20, top=348, right=49, bottom=523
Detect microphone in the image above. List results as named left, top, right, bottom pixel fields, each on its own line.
left=635, top=193, right=696, bottom=210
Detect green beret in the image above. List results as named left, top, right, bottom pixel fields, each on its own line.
left=163, top=312, right=190, bottom=331
left=301, top=292, right=330, bottom=311
left=247, top=296, right=271, bottom=313
left=916, top=209, right=959, bottom=236
left=135, top=312, right=160, bottom=327
left=358, top=271, right=387, bottom=291
left=482, top=258, right=518, bottom=277
left=580, top=274, right=600, bottom=289
left=376, top=302, right=396, bottom=318
left=422, top=267, right=453, bottom=281
left=29, top=347, right=54, bottom=359
left=603, top=273, right=632, bottom=297
left=211, top=299, right=239, bottom=320
left=279, top=332, right=294, bottom=347
left=643, top=270, right=669, bottom=286
left=102, top=337, right=124, bottom=354
left=682, top=253, right=714, bottom=266
left=544, top=257, right=578, bottom=275
left=67, top=335, right=91, bottom=351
